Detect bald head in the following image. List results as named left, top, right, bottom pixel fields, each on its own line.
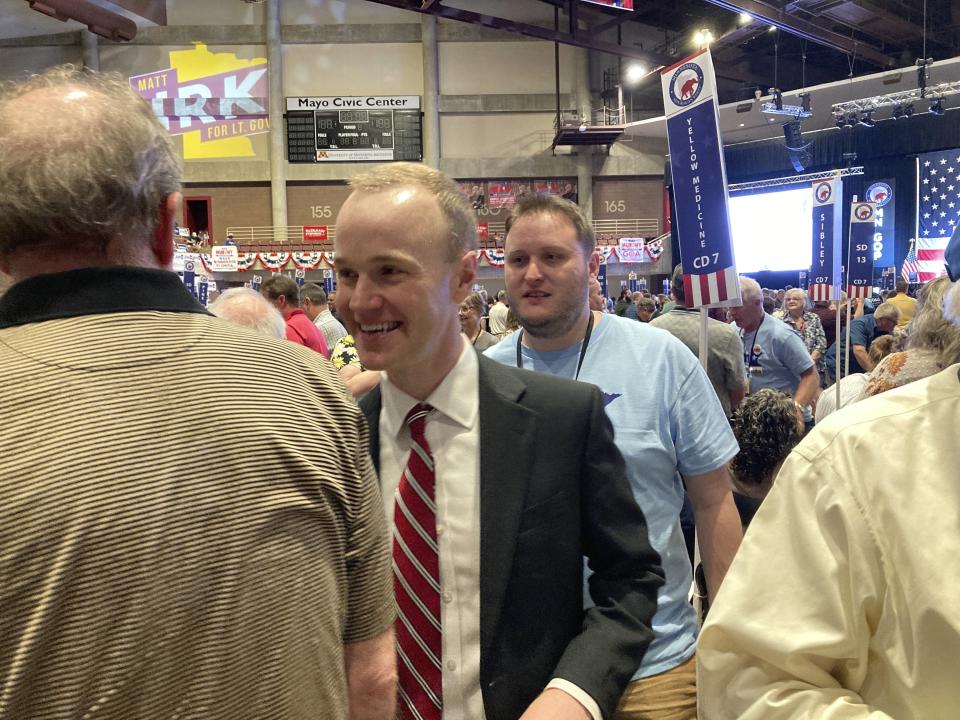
left=0, top=65, right=181, bottom=275
left=209, top=287, right=286, bottom=339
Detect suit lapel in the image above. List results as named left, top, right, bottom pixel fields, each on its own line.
left=358, top=386, right=382, bottom=478
left=477, top=357, right=536, bottom=667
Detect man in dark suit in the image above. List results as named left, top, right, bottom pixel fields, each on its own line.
left=334, top=162, right=664, bottom=720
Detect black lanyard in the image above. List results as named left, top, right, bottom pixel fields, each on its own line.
left=516, top=312, right=594, bottom=381
left=740, top=314, right=765, bottom=369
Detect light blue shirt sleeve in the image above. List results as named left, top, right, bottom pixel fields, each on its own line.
left=669, top=355, right=740, bottom=477
left=776, top=326, right=816, bottom=376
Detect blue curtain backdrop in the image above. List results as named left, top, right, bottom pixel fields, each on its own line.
left=668, top=111, right=960, bottom=289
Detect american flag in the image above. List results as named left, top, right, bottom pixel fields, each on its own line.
left=917, top=148, right=960, bottom=282
left=900, top=241, right=919, bottom=283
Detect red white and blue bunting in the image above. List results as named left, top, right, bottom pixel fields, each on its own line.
left=198, top=254, right=217, bottom=274
left=237, top=252, right=258, bottom=271
left=644, top=236, right=664, bottom=262
left=478, top=248, right=505, bottom=267
left=292, top=251, right=324, bottom=270
left=259, top=252, right=291, bottom=271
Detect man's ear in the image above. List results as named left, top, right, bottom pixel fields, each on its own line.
left=588, top=247, right=600, bottom=277
left=151, top=192, right=181, bottom=269
left=452, top=249, right=479, bottom=303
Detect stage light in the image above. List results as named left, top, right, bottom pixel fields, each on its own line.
left=930, top=97, right=945, bottom=115
left=835, top=113, right=847, bottom=129
left=739, top=12, right=753, bottom=24
left=892, top=103, right=905, bottom=119
left=904, top=103, right=915, bottom=118
left=694, top=29, right=714, bottom=48
left=858, top=110, right=876, bottom=127
left=846, top=112, right=858, bottom=127
left=624, top=63, right=647, bottom=86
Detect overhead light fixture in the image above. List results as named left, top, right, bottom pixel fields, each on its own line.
left=858, top=109, right=876, bottom=127
left=846, top=112, right=858, bottom=127
left=768, top=25, right=777, bottom=32
left=624, top=63, right=647, bottom=86
left=578, top=122, right=587, bottom=132
left=739, top=12, right=753, bottom=25
left=739, top=122, right=745, bottom=127
left=693, top=29, right=714, bottom=48
left=831, top=64, right=960, bottom=123
left=835, top=113, right=847, bottom=129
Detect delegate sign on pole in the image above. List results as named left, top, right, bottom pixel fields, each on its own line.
left=661, top=48, right=739, bottom=308
left=847, top=201, right=877, bottom=299
left=809, top=177, right=843, bottom=301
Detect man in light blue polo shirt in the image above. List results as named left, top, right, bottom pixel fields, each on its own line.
left=730, top=276, right=819, bottom=426
left=487, top=194, right=742, bottom=719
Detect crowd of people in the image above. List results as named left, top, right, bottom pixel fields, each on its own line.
left=3, top=65, right=960, bottom=720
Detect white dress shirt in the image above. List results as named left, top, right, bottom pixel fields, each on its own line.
left=379, top=338, right=600, bottom=720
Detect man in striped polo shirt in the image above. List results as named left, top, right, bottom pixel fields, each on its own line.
left=0, top=66, right=396, bottom=719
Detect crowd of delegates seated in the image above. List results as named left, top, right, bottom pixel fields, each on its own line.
left=7, top=65, right=960, bottom=720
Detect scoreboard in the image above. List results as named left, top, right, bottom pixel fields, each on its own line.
left=286, top=95, right=422, bottom=163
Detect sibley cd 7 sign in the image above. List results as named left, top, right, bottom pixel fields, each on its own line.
left=809, top=177, right=843, bottom=302
left=661, top=48, right=740, bottom=308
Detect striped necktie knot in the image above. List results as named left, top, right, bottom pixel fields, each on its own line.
left=405, top=403, right=432, bottom=445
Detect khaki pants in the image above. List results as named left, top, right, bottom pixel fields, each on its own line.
left=614, top=654, right=697, bottom=720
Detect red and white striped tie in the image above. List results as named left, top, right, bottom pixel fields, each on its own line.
left=393, top=403, right=442, bottom=720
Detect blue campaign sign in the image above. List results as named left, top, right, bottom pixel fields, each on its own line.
left=597, top=261, right=609, bottom=299
left=847, top=201, right=877, bottom=298
left=661, top=48, right=739, bottom=308
left=197, top=278, right=208, bottom=306
left=809, top=177, right=843, bottom=301
left=662, top=278, right=671, bottom=295
left=182, top=259, right=196, bottom=298
left=865, top=180, right=895, bottom=267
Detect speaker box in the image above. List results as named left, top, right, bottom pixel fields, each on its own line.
left=783, top=121, right=812, bottom=172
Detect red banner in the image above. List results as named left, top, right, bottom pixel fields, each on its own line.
left=303, top=226, right=328, bottom=243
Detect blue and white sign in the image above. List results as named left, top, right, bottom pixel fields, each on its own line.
left=322, top=268, right=335, bottom=295
left=182, top=259, right=196, bottom=298
left=809, top=177, right=843, bottom=302
left=597, top=259, right=609, bottom=300
left=251, top=274, right=263, bottom=291
left=295, top=268, right=306, bottom=287
left=662, top=277, right=671, bottom=295
left=865, top=180, right=895, bottom=267
left=627, top=271, right=639, bottom=293
left=661, top=48, right=739, bottom=308
left=197, top=276, right=208, bottom=306
left=847, top=201, right=877, bottom=299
